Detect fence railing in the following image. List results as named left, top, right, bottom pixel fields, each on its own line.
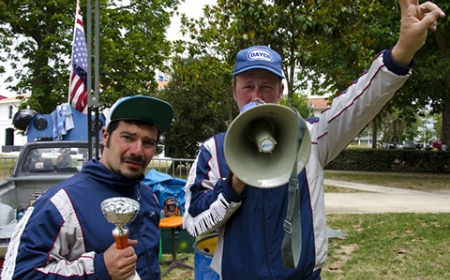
left=0, top=155, right=194, bottom=181
left=146, top=158, right=194, bottom=179
left=0, top=156, right=18, bottom=181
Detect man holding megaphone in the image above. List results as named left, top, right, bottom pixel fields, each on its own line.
left=183, top=1, right=446, bottom=279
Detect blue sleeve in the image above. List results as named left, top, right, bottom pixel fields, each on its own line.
left=187, top=135, right=241, bottom=218
left=383, top=49, right=413, bottom=76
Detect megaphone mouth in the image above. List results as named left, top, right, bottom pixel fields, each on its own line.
left=246, top=118, right=277, bottom=153
left=224, top=103, right=311, bottom=188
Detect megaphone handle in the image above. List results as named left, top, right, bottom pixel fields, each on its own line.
left=281, top=109, right=305, bottom=269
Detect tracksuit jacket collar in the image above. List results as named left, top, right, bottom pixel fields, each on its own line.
left=81, top=159, right=144, bottom=195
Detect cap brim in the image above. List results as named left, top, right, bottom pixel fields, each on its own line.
left=109, top=96, right=173, bottom=133
left=234, top=66, right=284, bottom=78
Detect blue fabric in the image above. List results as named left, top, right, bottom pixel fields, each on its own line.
left=51, top=103, right=73, bottom=140
left=51, top=110, right=58, bottom=140
left=143, top=169, right=187, bottom=214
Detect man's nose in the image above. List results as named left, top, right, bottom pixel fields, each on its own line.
left=251, top=88, right=262, bottom=99
left=129, top=141, right=145, bottom=155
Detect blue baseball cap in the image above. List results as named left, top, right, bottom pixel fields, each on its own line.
left=233, top=46, right=284, bottom=78
left=105, top=95, right=173, bottom=133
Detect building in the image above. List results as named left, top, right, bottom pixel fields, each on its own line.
left=0, top=95, right=27, bottom=152
left=307, top=97, right=329, bottom=117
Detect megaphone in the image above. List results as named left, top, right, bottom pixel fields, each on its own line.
left=224, top=102, right=311, bottom=188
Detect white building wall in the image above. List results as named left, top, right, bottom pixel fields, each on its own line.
left=0, top=96, right=27, bottom=149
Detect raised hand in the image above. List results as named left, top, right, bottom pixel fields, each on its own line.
left=392, top=0, right=446, bottom=66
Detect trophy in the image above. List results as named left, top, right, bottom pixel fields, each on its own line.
left=101, top=197, right=141, bottom=280
left=101, top=197, right=140, bottom=249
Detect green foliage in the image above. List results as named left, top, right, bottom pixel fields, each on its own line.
left=279, top=92, right=312, bottom=118
left=0, top=0, right=180, bottom=112
left=159, top=56, right=238, bottom=159
left=175, top=0, right=381, bottom=106
left=174, top=0, right=450, bottom=147
left=325, top=148, right=450, bottom=174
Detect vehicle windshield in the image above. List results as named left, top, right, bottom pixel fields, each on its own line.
left=23, top=147, right=88, bottom=174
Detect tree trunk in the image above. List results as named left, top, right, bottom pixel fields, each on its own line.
left=442, top=101, right=450, bottom=146
left=394, top=120, right=399, bottom=146
left=371, top=121, right=377, bottom=149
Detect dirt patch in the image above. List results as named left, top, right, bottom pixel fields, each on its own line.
left=326, top=243, right=358, bottom=272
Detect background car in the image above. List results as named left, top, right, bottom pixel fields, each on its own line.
left=402, top=141, right=423, bottom=150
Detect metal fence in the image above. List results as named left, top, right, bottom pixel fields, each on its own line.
left=0, top=156, right=18, bottom=180
left=0, top=155, right=194, bottom=181
left=146, top=158, right=194, bottom=179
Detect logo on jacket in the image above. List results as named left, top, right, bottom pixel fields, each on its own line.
left=247, top=49, right=274, bottom=62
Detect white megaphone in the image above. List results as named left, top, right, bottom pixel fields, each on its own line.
left=224, top=101, right=311, bottom=188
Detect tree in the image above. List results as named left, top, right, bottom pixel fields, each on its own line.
left=280, top=92, right=312, bottom=118
left=176, top=0, right=380, bottom=107
left=159, top=56, right=237, bottom=159
left=0, top=0, right=180, bottom=113
left=176, top=0, right=450, bottom=147
left=365, top=0, right=450, bottom=145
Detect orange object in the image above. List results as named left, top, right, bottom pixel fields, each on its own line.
left=159, top=215, right=193, bottom=276
left=159, top=216, right=183, bottom=229
left=113, top=232, right=129, bottom=249
left=164, top=197, right=181, bottom=217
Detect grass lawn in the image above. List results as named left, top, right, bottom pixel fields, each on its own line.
left=160, top=213, right=450, bottom=279
left=324, top=170, right=450, bottom=192
left=323, top=213, right=450, bottom=279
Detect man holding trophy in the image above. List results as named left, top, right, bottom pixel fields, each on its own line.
left=2, top=96, right=173, bottom=279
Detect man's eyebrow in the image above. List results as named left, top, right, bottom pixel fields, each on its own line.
left=143, top=134, right=158, bottom=142
left=119, top=130, right=136, bottom=136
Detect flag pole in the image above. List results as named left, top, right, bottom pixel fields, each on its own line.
left=86, top=0, right=93, bottom=160
left=93, top=0, right=100, bottom=159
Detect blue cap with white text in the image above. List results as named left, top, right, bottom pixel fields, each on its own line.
left=233, top=46, right=284, bottom=78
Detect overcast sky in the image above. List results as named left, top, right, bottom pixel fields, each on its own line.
left=167, top=0, right=216, bottom=41
left=0, top=0, right=217, bottom=97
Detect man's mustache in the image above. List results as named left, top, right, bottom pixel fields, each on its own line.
left=121, top=155, right=145, bottom=167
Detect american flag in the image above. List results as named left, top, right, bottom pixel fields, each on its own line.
left=69, top=0, right=88, bottom=114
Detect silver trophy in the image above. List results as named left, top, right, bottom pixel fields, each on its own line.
left=101, top=197, right=140, bottom=248
left=101, top=197, right=141, bottom=279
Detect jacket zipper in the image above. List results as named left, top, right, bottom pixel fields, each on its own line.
left=262, top=189, right=274, bottom=279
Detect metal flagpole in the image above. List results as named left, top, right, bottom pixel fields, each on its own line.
left=94, top=0, right=100, bottom=159
left=86, top=0, right=93, bottom=160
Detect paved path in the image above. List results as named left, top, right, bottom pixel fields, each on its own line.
left=324, top=179, right=450, bottom=214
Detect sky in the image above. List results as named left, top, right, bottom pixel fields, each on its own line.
left=0, top=0, right=217, bottom=97
left=166, top=0, right=217, bottom=41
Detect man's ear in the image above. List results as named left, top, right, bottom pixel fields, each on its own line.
left=278, top=83, right=284, bottom=101
left=232, top=83, right=238, bottom=101
left=101, top=127, right=108, bottom=146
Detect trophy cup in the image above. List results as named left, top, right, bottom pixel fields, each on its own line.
left=101, top=197, right=141, bottom=279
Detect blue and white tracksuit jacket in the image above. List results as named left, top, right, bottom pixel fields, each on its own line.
left=1, top=159, right=161, bottom=280
left=183, top=50, right=412, bottom=279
